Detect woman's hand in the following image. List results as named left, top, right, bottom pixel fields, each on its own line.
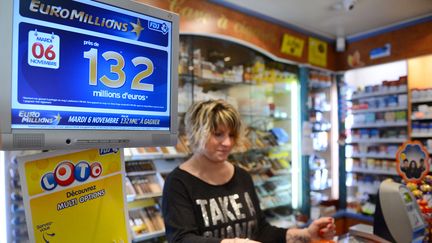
left=307, top=217, right=336, bottom=240
left=286, top=217, right=336, bottom=242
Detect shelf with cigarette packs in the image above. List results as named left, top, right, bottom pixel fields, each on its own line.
left=123, top=143, right=191, bottom=242
left=410, top=88, right=432, bottom=155
left=305, top=69, right=335, bottom=213
left=228, top=129, right=294, bottom=228
left=344, top=76, right=408, bottom=216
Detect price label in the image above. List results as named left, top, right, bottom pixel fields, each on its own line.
left=28, top=30, right=60, bottom=69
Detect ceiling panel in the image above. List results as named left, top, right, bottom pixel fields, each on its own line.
left=216, top=0, right=432, bottom=40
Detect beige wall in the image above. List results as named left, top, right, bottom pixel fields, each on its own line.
left=408, top=54, right=432, bottom=89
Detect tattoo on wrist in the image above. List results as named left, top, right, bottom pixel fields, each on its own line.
left=286, top=234, right=310, bottom=243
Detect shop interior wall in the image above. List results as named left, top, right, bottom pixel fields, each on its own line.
left=408, top=54, right=432, bottom=90
left=136, top=0, right=337, bottom=70
left=138, top=1, right=432, bottom=75
left=336, top=21, right=432, bottom=71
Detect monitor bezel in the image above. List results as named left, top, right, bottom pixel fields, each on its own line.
left=0, top=0, right=179, bottom=150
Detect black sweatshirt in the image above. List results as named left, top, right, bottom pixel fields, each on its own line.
left=162, top=165, right=287, bottom=243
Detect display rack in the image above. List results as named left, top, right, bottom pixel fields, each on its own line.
left=304, top=69, right=337, bottom=218
left=344, top=75, right=408, bottom=216
left=410, top=88, right=432, bottom=157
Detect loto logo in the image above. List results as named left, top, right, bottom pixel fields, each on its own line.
left=40, top=161, right=102, bottom=191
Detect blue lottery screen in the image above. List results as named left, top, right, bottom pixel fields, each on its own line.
left=11, top=0, right=173, bottom=130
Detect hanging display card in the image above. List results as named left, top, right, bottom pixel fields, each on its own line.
left=396, top=141, right=430, bottom=183
left=308, top=37, right=327, bottom=67
left=18, top=149, right=129, bottom=243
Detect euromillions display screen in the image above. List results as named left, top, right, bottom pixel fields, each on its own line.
left=11, top=0, right=172, bottom=131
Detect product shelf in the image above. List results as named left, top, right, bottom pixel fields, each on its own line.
left=346, top=167, right=398, bottom=175
left=125, top=153, right=190, bottom=161
left=350, top=121, right=408, bottom=129
left=127, top=198, right=158, bottom=210
left=348, top=153, right=397, bottom=159
left=410, top=133, right=432, bottom=138
left=128, top=193, right=163, bottom=203
left=343, top=73, right=408, bottom=221
left=126, top=171, right=157, bottom=177
left=351, top=105, right=407, bottom=114
left=132, top=230, right=165, bottom=242
left=350, top=88, right=407, bottom=100
left=345, top=137, right=407, bottom=144
left=411, top=98, right=432, bottom=104
left=411, top=117, right=432, bottom=120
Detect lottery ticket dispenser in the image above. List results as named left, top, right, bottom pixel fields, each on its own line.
left=373, top=180, right=427, bottom=243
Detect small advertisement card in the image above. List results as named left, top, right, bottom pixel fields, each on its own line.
left=18, top=148, right=129, bottom=243
left=396, top=141, right=430, bottom=183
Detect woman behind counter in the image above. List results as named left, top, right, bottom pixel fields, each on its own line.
left=162, top=99, right=336, bottom=243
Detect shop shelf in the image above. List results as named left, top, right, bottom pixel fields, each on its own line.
left=350, top=88, right=407, bottom=100
left=411, top=117, right=432, bottom=120
left=126, top=153, right=190, bottom=161
left=411, top=97, right=432, bottom=104
left=310, top=186, right=331, bottom=191
left=126, top=171, right=157, bottom=177
left=132, top=230, right=165, bottom=242
left=410, top=133, right=432, bottom=138
left=345, top=137, right=407, bottom=144
left=127, top=198, right=158, bottom=210
left=349, top=153, right=397, bottom=159
left=308, top=107, right=331, bottom=113
left=350, top=121, right=408, bottom=129
left=261, top=201, right=291, bottom=211
left=128, top=192, right=163, bottom=203
left=351, top=105, right=407, bottom=114
left=346, top=167, right=398, bottom=176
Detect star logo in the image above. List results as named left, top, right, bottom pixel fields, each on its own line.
left=52, top=113, right=62, bottom=125
left=130, top=18, right=144, bottom=38
left=54, top=113, right=62, bottom=122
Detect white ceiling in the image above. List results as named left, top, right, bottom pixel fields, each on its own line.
left=216, top=0, right=432, bottom=41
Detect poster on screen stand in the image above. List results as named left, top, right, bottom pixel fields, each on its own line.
left=17, top=148, right=129, bottom=243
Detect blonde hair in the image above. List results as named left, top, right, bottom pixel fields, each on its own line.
left=184, top=99, right=244, bottom=152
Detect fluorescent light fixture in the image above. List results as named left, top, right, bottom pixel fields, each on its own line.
left=331, top=81, right=339, bottom=199
left=224, top=56, right=231, bottom=62
left=0, top=151, right=6, bottom=243
left=290, top=81, right=301, bottom=209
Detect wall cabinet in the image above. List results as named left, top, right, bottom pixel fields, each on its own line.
left=410, top=88, right=432, bottom=155
left=342, top=61, right=408, bottom=217
left=304, top=69, right=339, bottom=219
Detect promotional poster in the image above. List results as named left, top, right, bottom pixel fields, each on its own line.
left=18, top=149, right=129, bottom=243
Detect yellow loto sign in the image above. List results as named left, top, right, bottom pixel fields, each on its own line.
left=280, top=33, right=304, bottom=57
left=18, top=148, right=129, bottom=243
left=308, top=37, right=328, bottom=67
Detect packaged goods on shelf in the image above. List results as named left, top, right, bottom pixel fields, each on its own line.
left=129, top=206, right=165, bottom=236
